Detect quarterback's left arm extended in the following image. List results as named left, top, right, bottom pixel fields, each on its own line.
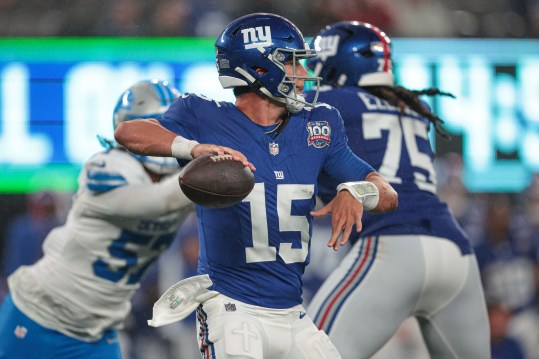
left=369, top=172, right=399, bottom=212
left=312, top=172, right=397, bottom=250
left=340, top=172, right=398, bottom=214
left=312, top=106, right=397, bottom=249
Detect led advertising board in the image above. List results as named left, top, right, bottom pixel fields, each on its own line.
left=0, top=38, right=538, bottom=193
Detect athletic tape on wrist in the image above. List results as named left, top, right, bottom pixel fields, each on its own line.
left=170, top=136, right=199, bottom=160
left=336, top=181, right=379, bottom=211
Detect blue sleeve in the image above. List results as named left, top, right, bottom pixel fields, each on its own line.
left=323, top=106, right=376, bottom=182
left=158, top=94, right=203, bottom=167
left=326, top=148, right=376, bottom=182
left=158, top=94, right=200, bottom=141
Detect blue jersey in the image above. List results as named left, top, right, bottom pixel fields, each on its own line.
left=306, top=86, right=471, bottom=255
left=159, top=93, right=375, bottom=308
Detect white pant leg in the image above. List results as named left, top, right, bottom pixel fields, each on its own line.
left=414, top=238, right=489, bottom=359
left=370, top=318, right=430, bottom=359
left=307, top=235, right=489, bottom=359
left=197, top=294, right=341, bottom=359
left=307, top=236, right=425, bottom=359
left=288, top=311, right=341, bottom=359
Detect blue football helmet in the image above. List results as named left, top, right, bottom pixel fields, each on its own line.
left=112, top=79, right=181, bottom=175
left=215, top=13, right=320, bottom=113
left=308, top=21, right=394, bottom=87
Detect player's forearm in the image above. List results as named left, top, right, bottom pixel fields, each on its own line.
left=114, top=119, right=177, bottom=157
left=85, top=174, right=193, bottom=218
left=365, top=172, right=398, bottom=213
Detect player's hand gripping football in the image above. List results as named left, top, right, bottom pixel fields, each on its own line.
left=192, top=144, right=256, bottom=172
left=311, top=190, right=364, bottom=251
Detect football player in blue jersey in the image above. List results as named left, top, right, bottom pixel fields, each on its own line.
left=304, top=21, right=490, bottom=359
left=114, top=13, right=398, bottom=359
left=0, top=79, right=247, bottom=359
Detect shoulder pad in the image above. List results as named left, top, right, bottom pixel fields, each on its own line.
left=303, top=102, right=333, bottom=112
left=314, top=102, right=333, bottom=110
left=84, top=150, right=140, bottom=193
left=183, top=93, right=223, bottom=108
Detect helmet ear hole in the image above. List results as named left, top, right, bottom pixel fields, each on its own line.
left=251, top=66, right=268, bottom=74
left=359, top=49, right=374, bottom=58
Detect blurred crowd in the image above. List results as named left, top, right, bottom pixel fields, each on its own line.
left=0, top=0, right=538, bottom=38
left=1, top=152, right=539, bottom=358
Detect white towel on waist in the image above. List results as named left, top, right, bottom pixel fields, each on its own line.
left=148, top=274, right=218, bottom=327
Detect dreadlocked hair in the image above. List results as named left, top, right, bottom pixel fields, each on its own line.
left=365, top=86, right=455, bottom=139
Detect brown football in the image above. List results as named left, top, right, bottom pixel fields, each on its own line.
left=179, top=154, right=255, bottom=208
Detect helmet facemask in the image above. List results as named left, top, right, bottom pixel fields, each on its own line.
left=267, top=47, right=320, bottom=113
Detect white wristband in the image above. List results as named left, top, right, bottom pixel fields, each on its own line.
left=170, top=136, right=199, bottom=160
left=337, top=181, right=379, bottom=211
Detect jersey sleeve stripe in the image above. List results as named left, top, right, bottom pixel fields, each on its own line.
left=86, top=170, right=128, bottom=192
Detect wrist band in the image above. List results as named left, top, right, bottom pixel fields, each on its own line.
left=336, top=181, right=379, bottom=211
left=170, top=136, right=199, bottom=160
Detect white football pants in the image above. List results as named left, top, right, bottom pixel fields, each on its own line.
left=196, top=293, right=341, bottom=359
left=307, top=235, right=490, bottom=359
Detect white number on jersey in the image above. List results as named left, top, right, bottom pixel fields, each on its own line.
left=93, top=231, right=174, bottom=284
left=243, top=183, right=313, bottom=264
left=362, top=113, right=437, bottom=193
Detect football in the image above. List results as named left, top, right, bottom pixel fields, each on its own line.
left=179, top=154, right=255, bottom=208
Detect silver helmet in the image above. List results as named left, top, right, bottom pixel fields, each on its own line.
left=112, top=79, right=181, bottom=175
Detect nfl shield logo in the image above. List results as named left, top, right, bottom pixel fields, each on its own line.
left=269, top=142, right=279, bottom=156
left=224, top=302, right=237, bottom=312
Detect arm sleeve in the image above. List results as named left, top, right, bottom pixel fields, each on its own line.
left=158, top=94, right=203, bottom=167
left=82, top=173, right=194, bottom=218
left=159, top=94, right=200, bottom=141
left=323, top=107, right=376, bottom=182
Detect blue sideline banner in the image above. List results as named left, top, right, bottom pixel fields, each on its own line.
left=0, top=38, right=538, bottom=192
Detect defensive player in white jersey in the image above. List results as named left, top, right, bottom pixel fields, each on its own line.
left=114, top=13, right=398, bottom=359
left=304, top=22, right=490, bottom=359
left=0, top=79, right=250, bottom=359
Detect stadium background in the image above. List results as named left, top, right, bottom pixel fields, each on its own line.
left=1, top=0, right=538, bottom=358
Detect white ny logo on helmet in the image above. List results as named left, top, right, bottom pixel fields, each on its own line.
left=241, top=26, right=272, bottom=49
left=316, top=35, right=340, bottom=61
